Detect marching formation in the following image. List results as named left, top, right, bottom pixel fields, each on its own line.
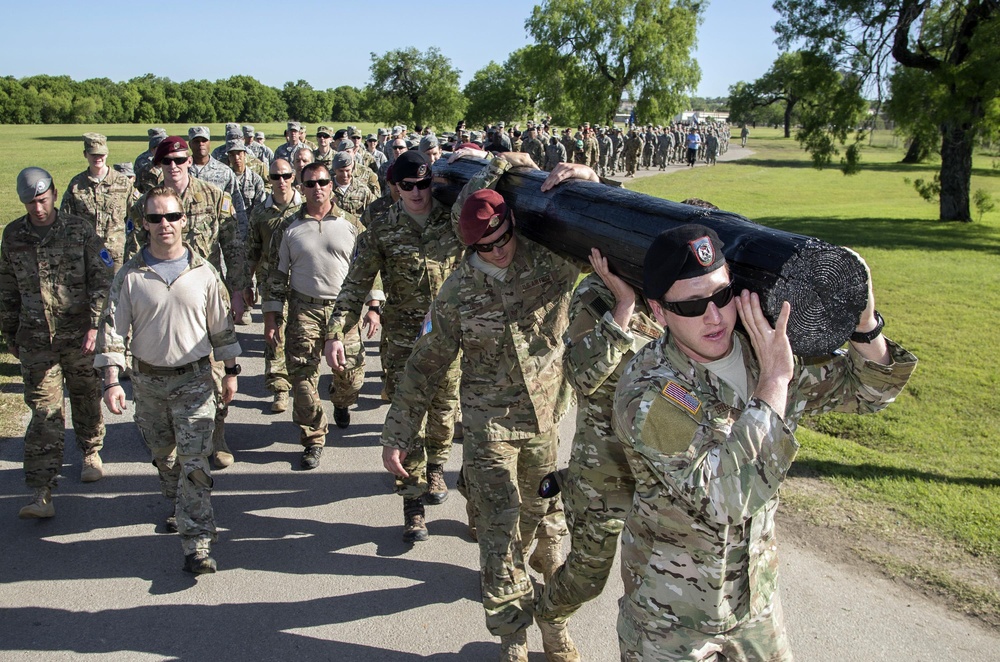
left=3, top=120, right=915, bottom=662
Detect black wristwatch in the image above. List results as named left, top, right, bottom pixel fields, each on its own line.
left=369, top=305, right=382, bottom=316
left=850, top=310, right=884, bottom=344
left=224, top=364, right=242, bottom=376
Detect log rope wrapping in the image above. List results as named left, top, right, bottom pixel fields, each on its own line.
left=432, top=157, right=867, bottom=356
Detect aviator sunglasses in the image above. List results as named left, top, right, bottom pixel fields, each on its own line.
left=660, top=281, right=735, bottom=317
left=146, top=212, right=184, bottom=224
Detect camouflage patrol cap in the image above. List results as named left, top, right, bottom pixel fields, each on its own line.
left=336, top=138, right=353, bottom=151
left=188, top=126, right=210, bottom=142
left=316, top=125, right=334, bottom=137
left=377, top=127, right=388, bottom=136
left=83, top=132, right=109, bottom=155
left=497, top=121, right=505, bottom=128
left=459, top=189, right=509, bottom=246
left=153, top=136, right=189, bottom=164
left=225, top=126, right=242, bottom=141
left=366, top=133, right=376, bottom=141
left=287, top=121, right=303, bottom=132
left=332, top=151, right=354, bottom=170
left=242, top=125, right=255, bottom=137
left=226, top=139, right=246, bottom=153
left=148, top=127, right=167, bottom=149
left=16, top=167, right=54, bottom=203
left=349, top=127, right=362, bottom=138
left=643, top=224, right=726, bottom=299
left=418, top=134, right=439, bottom=152
left=254, top=131, right=265, bottom=139
left=113, top=162, right=135, bottom=177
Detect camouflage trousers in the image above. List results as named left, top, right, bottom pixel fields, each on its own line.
left=286, top=295, right=364, bottom=446
left=19, top=342, right=104, bottom=489
left=618, top=594, right=793, bottom=662
left=132, top=361, right=217, bottom=555
left=463, top=427, right=567, bottom=636
left=535, top=431, right=634, bottom=623
left=625, top=156, right=639, bottom=175
left=383, top=336, right=460, bottom=499
left=265, top=301, right=290, bottom=394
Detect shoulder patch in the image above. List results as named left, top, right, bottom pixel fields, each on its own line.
left=125, top=218, right=134, bottom=234
left=222, top=195, right=232, bottom=213
left=661, top=380, right=702, bottom=416
left=99, top=248, right=114, bottom=268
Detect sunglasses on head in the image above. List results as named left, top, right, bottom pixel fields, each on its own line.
left=302, top=178, right=332, bottom=188
left=397, top=178, right=432, bottom=192
left=660, top=281, right=735, bottom=317
left=473, top=221, right=513, bottom=253
left=159, top=156, right=188, bottom=166
left=146, top=212, right=184, bottom=224
left=269, top=172, right=294, bottom=181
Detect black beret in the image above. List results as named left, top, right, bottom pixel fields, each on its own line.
left=391, top=150, right=431, bottom=183
left=643, top=224, right=726, bottom=299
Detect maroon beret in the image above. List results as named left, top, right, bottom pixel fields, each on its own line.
left=459, top=189, right=509, bottom=246
left=153, top=136, right=189, bottom=165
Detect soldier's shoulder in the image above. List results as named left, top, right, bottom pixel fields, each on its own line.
left=1, top=216, right=29, bottom=241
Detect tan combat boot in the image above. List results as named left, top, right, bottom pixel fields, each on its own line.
left=537, top=618, right=581, bottom=662
left=81, top=452, right=104, bottom=482
left=18, top=487, right=54, bottom=519
left=498, top=630, right=528, bottom=662
left=529, top=536, right=566, bottom=579
left=213, top=434, right=235, bottom=469
left=271, top=391, right=289, bottom=413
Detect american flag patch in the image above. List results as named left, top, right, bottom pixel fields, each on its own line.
left=661, top=381, right=701, bottom=416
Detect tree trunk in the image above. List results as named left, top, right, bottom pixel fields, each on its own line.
left=939, top=121, right=974, bottom=222
left=900, top=135, right=930, bottom=163
left=783, top=101, right=793, bottom=138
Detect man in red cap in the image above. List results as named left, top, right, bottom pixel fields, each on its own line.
left=125, top=136, right=247, bottom=470
left=380, top=147, right=597, bottom=661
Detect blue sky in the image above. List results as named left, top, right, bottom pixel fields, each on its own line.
left=5, top=0, right=782, bottom=99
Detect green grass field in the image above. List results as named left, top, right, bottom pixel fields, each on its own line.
left=1, top=123, right=998, bottom=617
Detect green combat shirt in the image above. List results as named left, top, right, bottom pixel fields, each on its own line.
left=612, top=330, right=917, bottom=639
left=60, top=166, right=139, bottom=271
left=124, top=177, right=247, bottom=292
left=0, top=212, right=112, bottom=350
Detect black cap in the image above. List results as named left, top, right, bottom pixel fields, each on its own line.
left=391, top=150, right=431, bottom=183
left=643, top=224, right=726, bottom=299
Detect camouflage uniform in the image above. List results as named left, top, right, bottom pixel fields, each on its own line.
left=133, top=151, right=162, bottom=194
left=60, top=166, right=139, bottom=272
left=657, top=131, right=674, bottom=169
left=312, top=149, right=335, bottom=171
left=520, top=136, right=545, bottom=169
left=333, top=179, right=377, bottom=217
left=95, top=248, right=240, bottom=555
left=353, top=161, right=382, bottom=199
left=598, top=133, right=614, bottom=177
left=274, top=141, right=302, bottom=164
left=328, top=198, right=462, bottom=499
left=381, top=158, right=578, bottom=637
left=581, top=135, right=600, bottom=170
left=612, top=331, right=917, bottom=660
left=233, top=166, right=267, bottom=221
left=125, top=178, right=246, bottom=459
left=0, top=212, right=111, bottom=489
left=642, top=129, right=656, bottom=168
left=544, top=141, right=567, bottom=171
left=263, top=205, right=369, bottom=446
left=189, top=158, right=249, bottom=238
left=246, top=192, right=303, bottom=396
left=535, top=275, right=662, bottom=625
left=624, top=133, right=643, bottom=176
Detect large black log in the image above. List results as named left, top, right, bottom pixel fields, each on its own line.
left=432, top=157, right=867, bottom=357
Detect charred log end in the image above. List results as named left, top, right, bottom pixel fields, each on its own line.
left=766, top=242, right=867, bottom=356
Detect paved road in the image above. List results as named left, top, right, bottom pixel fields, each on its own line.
left=1, top=275, right=997, bottom=659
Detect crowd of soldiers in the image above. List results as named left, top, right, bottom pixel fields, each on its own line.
left=3, top=116, right=913, bottom=662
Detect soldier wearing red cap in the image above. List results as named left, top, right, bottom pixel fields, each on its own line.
left=380, top=148, right=598, bottom=661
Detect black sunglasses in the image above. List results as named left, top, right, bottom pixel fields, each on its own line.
left=397, top=178, right=432, bottom=192
left=302, top=178, right=332, bottom=188
left=392, top=144, right=407, bottom=150
left=661, top=281, right=735, bottom=317
left=473, top=221, right=513, bottom=253
left=269, top=172, right=294, bottom=181
left=146, top=212, right=184, bottom=224
left=159, top=156, right=188, bottom=166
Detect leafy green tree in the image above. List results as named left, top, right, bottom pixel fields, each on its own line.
left=527, top=0, right=703, bottom=124
left=773, top=0, right=1000, bottom=222
left=365, top=47, right=467, bottom=127
left=282, top=80, right=331, bottom=124
left=330, top=85, right=363, bottom=121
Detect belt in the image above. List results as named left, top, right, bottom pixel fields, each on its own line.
left=292, top=290, right=336, bottom=306
left=134, top=355, right=212, bottom=376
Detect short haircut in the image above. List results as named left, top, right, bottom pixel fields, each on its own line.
left=300, top=162, right=329, bottom=181
left=145, top=186, right=182, bottom=212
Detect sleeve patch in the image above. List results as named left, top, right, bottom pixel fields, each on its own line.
left=99, top=248, right=114, bottom=268
left=125, top=219, right=134, bottom=234
left=661, top=380, right=702, bottom=416
left=640, top=395, right=701, bottom=456
left=222, top=196, right=232, bottom=213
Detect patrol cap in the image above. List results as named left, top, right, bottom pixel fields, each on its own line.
left=459, top=189, right=508, bottom=246
left=287, top=121, right=303, bottom=132
left=497, top=121, right=505, bottom=128
left=153, top=136, right=190, bottom=164
left=377, top=127, right=388, bottom=136
left=332, top=151, right=354, bottom=170
left=316, top=125, right=334, bottom=137
left=148, top=127, right=167, bottom=149
left=418, top=134, right=439, bottom=152
left=16, top=167, right=54, bottom=203
left=188, top=126, right=210, bottom=142
left=225, top=126, right=242, bottom=141
left=254, top=131, right=265, bottom=139
left=83, top=132, right=109, bottom=155
left=226, top=139, right=246, bottom=153
left=336, top=138, right=353, bottom=151
left=365, top=133, right=377, bottom=142
left=242, top=124, right=255, bottom=137
left=643, top=224, right=726, bottom=300
left=349, top=127, right=362, bottom=138
left=391, top=125, right=403, bottom=135
left=113, top=162, right=135, bottom=177
left=390, top=150, right=430, bottom=184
